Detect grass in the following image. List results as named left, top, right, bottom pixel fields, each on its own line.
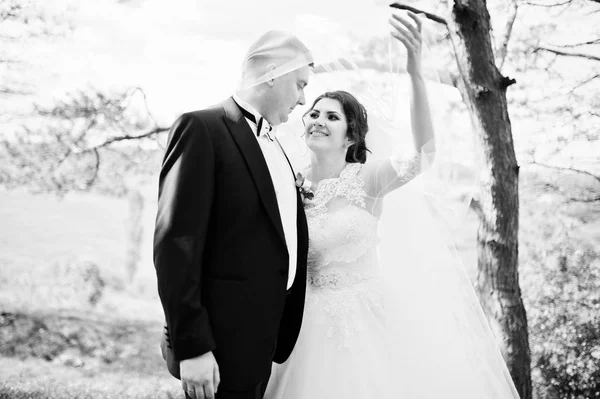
left=0, top=307, right=183, bottom=398
left=0, top=308, right=182, bottom=398
left=0, top=347, right=182, bottom=399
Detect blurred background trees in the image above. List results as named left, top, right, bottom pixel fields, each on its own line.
left=0, top=0, right=598, bottom=397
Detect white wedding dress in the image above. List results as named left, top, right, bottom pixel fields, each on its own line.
left=265, top=156, right=417, bottom=398
left=264, top=154, right=521, bottom=399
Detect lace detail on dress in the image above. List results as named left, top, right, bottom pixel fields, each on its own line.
left=304, top=163, right=367, bottom=219
left=306, top=208, right=379, bottom=269
left=303, top=163, right=378, bottom=269
left=308, top=270, right=375, bottom=290
left=390, top=152, right=422, bottom=187
left=305, top=286, right=384, bottom=350
left=301, top=162, right=385, bottom=349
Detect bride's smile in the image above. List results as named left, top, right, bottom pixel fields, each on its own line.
left=303, top=98, right=351, bottom=153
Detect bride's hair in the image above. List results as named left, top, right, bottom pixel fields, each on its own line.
left=307, top=90, right=371, bottom=164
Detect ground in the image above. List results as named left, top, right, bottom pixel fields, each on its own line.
left=0, top=188, right=183, bottom=398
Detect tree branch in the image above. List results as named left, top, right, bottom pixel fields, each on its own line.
left=527, top=161, right=600, bottom=184
left=568, top=73, right=600, bottom=93
left=534, top=46, right=600, bottom=62
left=553, top=38, right=600, bottom=48
left=496, top=0, right=519, bottom=70
left=85, top=149, right=101, bottom=189
left=521, top=0, right=573, bottom=7
left=80, top=127, right=169, bottom=153
left=390, top=3, right=447, bottom=25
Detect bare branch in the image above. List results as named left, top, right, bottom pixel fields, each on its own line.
left=534, top=46, right=600, bottom=62
left=85, top=149, right=101, bottom=189
left=390, top=3, right=447, bottom=25
left=521, top=0, right=573, bottom=7
left=568, top=73, right=600, bottom=93
left=124, top=87, right=159, bottom=126
left=527, top=161, right=600, bottom=184
left=496, top=0, right=519, bottom=70
left=81, top=127, right=169, bottom=153
left=553, top=38, right=600, bottom=48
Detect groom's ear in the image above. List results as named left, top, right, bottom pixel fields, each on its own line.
left=265, top=63, right=277, bottom=86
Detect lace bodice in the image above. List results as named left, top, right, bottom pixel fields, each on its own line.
left=301, top=155, right=421, bottom=349
left=305, top=163, right=379, bottom=277
left=303, top=155, right=422, bottom=286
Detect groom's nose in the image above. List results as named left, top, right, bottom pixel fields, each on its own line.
left=297, top=89, right=306, bottom=106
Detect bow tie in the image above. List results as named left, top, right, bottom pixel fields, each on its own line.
left=236, top=102, right=273, bottom=141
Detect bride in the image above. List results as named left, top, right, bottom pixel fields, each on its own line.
left=264, top=10, right=521, bottom=399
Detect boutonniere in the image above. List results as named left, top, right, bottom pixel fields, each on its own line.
left=295, top=172, right=314, bottom=203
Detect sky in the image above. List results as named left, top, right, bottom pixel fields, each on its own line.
left=2, top=0, right=598, bottom=169
left=13, top=0, right=401, bottom=124
left=3, top=0, right=465, bottom=163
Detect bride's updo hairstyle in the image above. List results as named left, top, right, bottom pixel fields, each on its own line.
left=307, top=90, right=371, bottom=164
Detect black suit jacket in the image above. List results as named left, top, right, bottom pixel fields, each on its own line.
left=153, top=97, right=309, bottom=389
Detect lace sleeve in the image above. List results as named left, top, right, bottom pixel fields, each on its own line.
left=361, top=151, right=423, bottom=199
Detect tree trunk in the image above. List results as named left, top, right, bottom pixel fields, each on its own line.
left=126, top=188, right=144, bottom=284
left=445, top=1, right=532, bottom=397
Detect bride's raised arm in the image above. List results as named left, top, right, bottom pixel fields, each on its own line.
left=363, top=11, right=436, bottom=198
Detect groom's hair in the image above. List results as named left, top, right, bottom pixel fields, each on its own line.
left=241, top=30, right=313, bottom=87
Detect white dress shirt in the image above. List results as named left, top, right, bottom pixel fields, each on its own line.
left=233, top=94, right=298, bottom=289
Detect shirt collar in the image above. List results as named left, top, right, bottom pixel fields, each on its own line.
left=233, top=93, right=277, bottom=140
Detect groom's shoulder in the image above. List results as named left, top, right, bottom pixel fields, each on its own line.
left=174, top=99, right=230, bottom=126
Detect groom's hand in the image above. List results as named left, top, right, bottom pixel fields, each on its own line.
left=180, top=351, right=220, bottom=399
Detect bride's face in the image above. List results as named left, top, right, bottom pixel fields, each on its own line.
left=304, top=98, right=351, bottom=155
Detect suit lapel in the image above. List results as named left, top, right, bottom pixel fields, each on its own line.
left=222, top=98, right=286, bottom=246
left=274, top=137, right=305, bottom=214
left=275, top=138, right=309, bottom=264
left=274, top=138, right=296, bottom=177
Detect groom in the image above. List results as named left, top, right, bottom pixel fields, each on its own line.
left=153, top=31, right=312, bottom=399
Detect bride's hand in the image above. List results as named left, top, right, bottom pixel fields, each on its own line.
left=389, top=11, right=423, bottom=76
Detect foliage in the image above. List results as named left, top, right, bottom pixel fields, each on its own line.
left=0, top=0, right=72, bottom=96
left=500, top=0, right=600, bottom=167
left=520, top=178, right=600, bottom=398
left=0, top=88, right=166, bottom=196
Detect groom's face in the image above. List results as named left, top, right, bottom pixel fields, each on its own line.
left=268, top=65, right=310, bottom=126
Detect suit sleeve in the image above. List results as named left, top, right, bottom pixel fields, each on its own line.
left=153, top=113, right=216, bottom=361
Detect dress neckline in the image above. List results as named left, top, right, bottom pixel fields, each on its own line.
left=308, top=162, right=355, bottom=195
left=306, top=163, right=364, bottom=199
